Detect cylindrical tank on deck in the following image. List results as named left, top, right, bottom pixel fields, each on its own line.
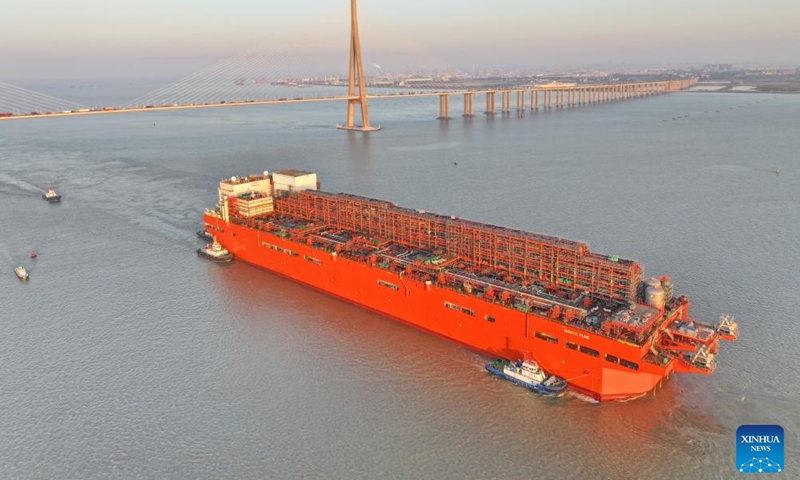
left=641, top=277, right=660, bottom=302
left=645, top=277, right=661, bottom=289
left=645, top=284, right=666, bottom=310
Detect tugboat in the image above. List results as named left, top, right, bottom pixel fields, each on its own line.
left=42, top=185, right=61, bottom=203
left=14, top=266, right=29, bottom=281
left=197, top=237, right=233, bottom=263
left=196, top=229, right=213, bottom=242
left=486, top=359, right=568, bottom=396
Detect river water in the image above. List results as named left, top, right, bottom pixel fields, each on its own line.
left=1, top=91, right=798, bottom=479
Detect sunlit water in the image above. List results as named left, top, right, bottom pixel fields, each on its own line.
left=1, top=92, right=798, bottom=479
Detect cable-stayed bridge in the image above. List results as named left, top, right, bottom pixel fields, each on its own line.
left=0, top=0, right=696, bottom=128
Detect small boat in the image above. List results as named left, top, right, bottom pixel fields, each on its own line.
left=42, top=185, right=61, bottom=203
left=486, top=359, right=567, bottom=396
left=30, top=250, right=37, bottom=259
left=14, top=266, right=29, bottom=281
left=196, top=229, right=213, bottom=242
left=197, top=237, right=233, bottom=262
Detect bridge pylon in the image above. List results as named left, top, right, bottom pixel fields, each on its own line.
left=337, top=0, right=380, bottom=131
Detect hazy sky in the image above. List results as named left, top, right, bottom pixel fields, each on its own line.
left=2, top=0, right=799, bottom=81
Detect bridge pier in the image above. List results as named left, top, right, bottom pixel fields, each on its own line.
left=501, top=91, right=511, bottom=114
left=438, top=94, right=451, bottom=120
left=462, top=93, right=474, bottom=117
left=485, top=92, right=496, bottom=115
left=516, top=91, right=525, bottom=112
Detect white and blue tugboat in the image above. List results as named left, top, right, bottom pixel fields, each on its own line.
left=486, top=359, right=567, bottom=396
left=197, top=237, right=233, bottom=263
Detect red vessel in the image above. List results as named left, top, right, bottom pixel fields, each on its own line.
left=204, top=170, right=739, bottom=401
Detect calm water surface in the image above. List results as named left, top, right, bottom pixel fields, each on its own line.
left=1, top=92, right=798, bottom=479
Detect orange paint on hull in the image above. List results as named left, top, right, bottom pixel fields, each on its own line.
left=206, top=214, right=675, bottom=401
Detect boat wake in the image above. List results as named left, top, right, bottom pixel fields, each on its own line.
left=0, top=173, right=46, bottom=194
left=615, top=392, right=648, bottom=403
left=567, top=391, right=600, bottom=404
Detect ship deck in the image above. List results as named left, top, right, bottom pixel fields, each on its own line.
left=666, top=319, right=716, bottom=344
left=231, top=213, right=675, bottom=347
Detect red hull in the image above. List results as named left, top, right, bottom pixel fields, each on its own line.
left=205, top=214, right=677, bottom=401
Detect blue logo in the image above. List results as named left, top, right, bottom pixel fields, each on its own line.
left=737, top=425, right=784, bottom=474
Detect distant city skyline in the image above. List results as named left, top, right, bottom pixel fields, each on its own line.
left=2, top=0, right=798, bottom=82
